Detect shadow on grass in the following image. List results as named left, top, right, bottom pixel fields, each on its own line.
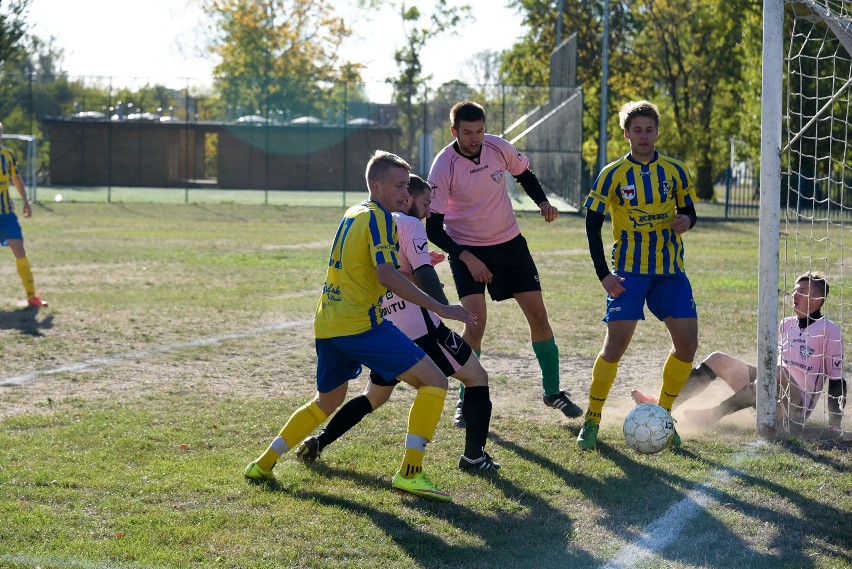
left=497, top=424, right=851, bottom=568
left=253, top=459, right=596, bottom=569
left=0, top=306, right=54, bottom=337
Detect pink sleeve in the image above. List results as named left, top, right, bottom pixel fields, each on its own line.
left=824, top=321, right=844, bottom=379
left=498, top=137, right=531, bottom=177
left=427, top=152, right=450, bottom=215
left=395, top=215, right=431, bottom=273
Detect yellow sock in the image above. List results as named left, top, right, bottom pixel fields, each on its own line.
left=400, top=385, right=446, bottom=478
left=255, top=401, right=327, bottom=472
left=586, top=356, right=618, bottom=423
left=16, top=256, right=36, bottom=298
left=658, top=353, right=693, bottom=412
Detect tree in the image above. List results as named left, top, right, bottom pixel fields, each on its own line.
left=199, top=0, right=363, bottom=120
left=503, top=0, right=638, bottom=167
left=626, top=0, right=761, bottom=199
left=387, top=0, right=470, bottom=163
left=0, top=0, right=31, bottom=120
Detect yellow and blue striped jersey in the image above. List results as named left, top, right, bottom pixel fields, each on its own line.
left=314, top=200, right=399, bottom=339
left=585, top=151, right=697, bottom=275
left=0, top=145, right=19, bottom=214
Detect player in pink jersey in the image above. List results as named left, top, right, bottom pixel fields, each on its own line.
left=633, top=272, right=846, bottom=430
left=295, top=175, right=500, bottom=473
left=426, top=101, right=582, bottom=425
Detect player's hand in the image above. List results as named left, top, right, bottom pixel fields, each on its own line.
left=429, top=250, right=446, bottom=266
left=460, top=251, right=492, bottom=283
left=601, top=273, right=626, bottom=297
left=22, top=202, right=31, bottom=218
left=539, top=201, right=559, bottom=223
left=435, top=303, right=477, bottom=327
left=671, top=213, right=690, bottom=234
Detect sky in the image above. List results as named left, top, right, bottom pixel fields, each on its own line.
left=25, top=0, right=527, bottom=102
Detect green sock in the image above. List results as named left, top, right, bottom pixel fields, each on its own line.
left=532, top=337, right=559, bottom=395
left=459, top=349, right=481, bottom=401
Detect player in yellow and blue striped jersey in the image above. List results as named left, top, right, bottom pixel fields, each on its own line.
left=578, top=100, right=699, bottom=450
left=0, top=122, right=47, bottom=308
left=244, top=150, right=476, bottom=502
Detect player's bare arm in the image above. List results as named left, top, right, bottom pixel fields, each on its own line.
left=14, top=174, right=31, bottom=218
left=458, top=250, right=493, bottom=283
left=376, top=263, right=476, bottom=326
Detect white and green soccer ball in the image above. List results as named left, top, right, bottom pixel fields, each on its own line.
left=623, top=404, right=674, bottom=454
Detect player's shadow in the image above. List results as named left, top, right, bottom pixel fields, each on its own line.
left=0, top=307, right=54, bottom=336
left=540, top=424, right=848, bottom=568
left=260, top=459, right=596, bottom=568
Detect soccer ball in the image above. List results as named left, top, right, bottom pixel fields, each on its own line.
left=623, top=404, right=674, bottom=454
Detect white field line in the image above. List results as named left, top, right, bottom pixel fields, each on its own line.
left=602, top=442, right=760, bottom=568
left=0, top=319, right=312, bottom=387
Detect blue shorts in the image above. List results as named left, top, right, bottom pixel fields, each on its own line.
left=604, top=272, right=697, bottom=322
left=0, top=213, right=22, bottom=246
left=315, top=320, right=426, bottom=393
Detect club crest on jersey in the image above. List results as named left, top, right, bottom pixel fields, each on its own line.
left=622, top=185, right=636, bottom=201
left=800, top=345, right=815, bottom=360
left=660, top=180, right=671, bottom=200
left=491, top=169, right=504, bottom=183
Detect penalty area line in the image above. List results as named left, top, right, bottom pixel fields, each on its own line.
left=0, top=319, right=312, bottom=387
left=601, top=442, right=760, bottom=569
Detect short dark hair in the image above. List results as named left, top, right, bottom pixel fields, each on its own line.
left=365, top=150, right=410, bottom=187
left=408, top=174, right=430, bottom=197
left=619, top=100, right=660, bottom=131
left=798, top=271, right=830, bottom=298
left=450, top=101, right=486, bottom=128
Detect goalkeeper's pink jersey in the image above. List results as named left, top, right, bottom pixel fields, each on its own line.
left=379, top=212, right=440, bottom=340
left=778, top=315, right=844, bottom=412
left=428, top=134, right=530, bottom=246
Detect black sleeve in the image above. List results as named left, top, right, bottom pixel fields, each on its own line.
left=514, top=169, right=548, bottom=206
left=585, top=209, right=611, bottom=281
left=426, top=212, right=465, bottom=258
left=412, top=264, right=450, bottom=305
left=827, top=378, right=847, bottom=428
left=677, top=203, right=698, bottom=229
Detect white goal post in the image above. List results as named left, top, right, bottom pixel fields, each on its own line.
left=2, top=134, right=38, bottom=200
left=761, top=0, right=852, bottom=442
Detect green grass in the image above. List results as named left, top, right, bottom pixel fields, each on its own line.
left=0, top=203, right=850, bottom=568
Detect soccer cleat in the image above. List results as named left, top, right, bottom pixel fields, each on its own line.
left=630, top=389, right=658, bottom=405
left=458, top=451, right=501, bottom=473
left=392, top=471, right=452, bottom=502
left=244, top=461, right=275, bottom=483
left=543, top=390, right=584, bottom=418
left=295, top=436, right=321, bottom=462
left=453, top=399, right=466, bottom=428
left=27, top=295, right=48, bottom=307
left=576, top=419, right=600, bottom=450
left=669, top=426, right=682, bottom=448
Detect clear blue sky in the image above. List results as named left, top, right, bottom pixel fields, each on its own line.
left=26, top=0, right=527, bottom=101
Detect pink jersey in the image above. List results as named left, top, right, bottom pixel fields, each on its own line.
left=778, top=315, right=844, bottom=412
left=379, top=212, right=440, bottom=339
left=428, top=134, right=530, bottom=246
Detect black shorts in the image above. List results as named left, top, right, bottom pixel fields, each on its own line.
left=448, top=234, right=542, bottom=301
left=369, top=320, right=473, bottom=387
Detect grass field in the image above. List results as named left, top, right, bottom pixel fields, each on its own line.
left=0, top=202, right=850, bottom=568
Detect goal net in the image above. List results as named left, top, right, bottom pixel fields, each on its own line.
left=777, top=0, right=851, bottom=442
left=2, top=134, right=38, bottom=200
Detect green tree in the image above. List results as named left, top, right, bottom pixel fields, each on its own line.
left=503, top=0, right=637, bottom=166
left=199, top=0, right=362, bottom=120
left=626, top=0, right=761, bottom=200
left=388, top=0, right=470, bottom=163
left=0, top=0, right=31, bottom=121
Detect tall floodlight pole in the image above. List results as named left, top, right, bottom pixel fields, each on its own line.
left=757, top=0, right=784, bottom=438
left=598, top=0, right=611, bottom=173
left=556, top=0, right=564, bottom=45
